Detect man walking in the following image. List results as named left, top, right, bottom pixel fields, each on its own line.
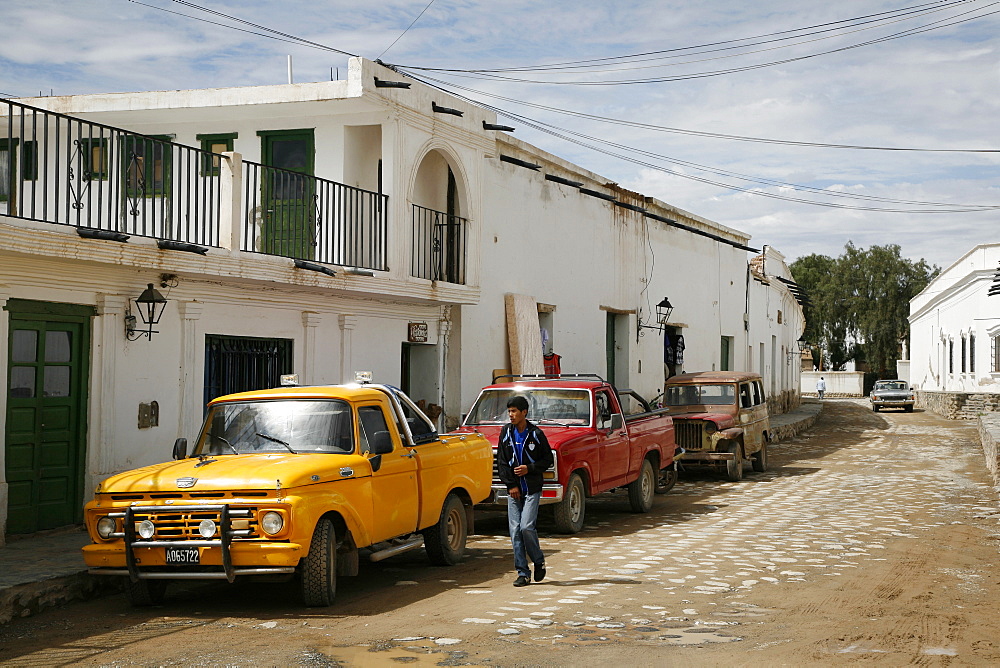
left=496, top=395, right=554, bottom=587
left=816, top=376, right=827, bottom=400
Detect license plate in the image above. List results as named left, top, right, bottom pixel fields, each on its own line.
left=165, top=547, right=200, bottom=565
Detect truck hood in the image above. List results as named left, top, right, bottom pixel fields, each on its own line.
left=671, top=412, right=735, bottom=429
left=95, top=453, right=373, bottom=494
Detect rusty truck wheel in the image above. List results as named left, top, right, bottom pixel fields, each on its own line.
left=725, top=443, right=744, bottom=482
left=301, top=518, right=336, bottom=606
left=655, top=465, right=677, bottom=494
left=628, top=459, right=655, bottom=513
left=553, top=473, right=586, bottom=534
left=125, top=579, right=167, bottom=607
left=424, top=493, right=467, bottom=566
left=751, top=441, right=768, bottom=472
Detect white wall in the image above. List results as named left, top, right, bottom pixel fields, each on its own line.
left=909, top=243, right=1000, bottom=393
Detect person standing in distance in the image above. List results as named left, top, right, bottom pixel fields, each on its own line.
left=816, top=376, right=827, bottom=400
left=496, top=395, right=554, bottom=587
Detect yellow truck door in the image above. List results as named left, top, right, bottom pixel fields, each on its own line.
left=357, top=403, right=419, bottom=542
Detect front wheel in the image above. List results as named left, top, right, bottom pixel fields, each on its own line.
left=424, top=493, right=468, bottom=566
left=724, top=443, right=744, bottom=482
left=904, top=405, right=914, bottom=413
left=628, top=459, right=655, bottom=513
left=655, top=465, right=677, bottom=494
left=751, top=441, right=768, bottom=472
left=553, top=473, right=586, bottom=534
left=301, top=518, right=336, bottom=606
left=125, top=579, right=167, bottom=607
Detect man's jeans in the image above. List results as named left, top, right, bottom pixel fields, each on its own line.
left=508, top=491, right=544, bottom=577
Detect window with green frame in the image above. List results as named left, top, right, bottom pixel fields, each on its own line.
left=123, top=135, right=172, bottom=197
left=196, top=132, right=237, bottom=176
left=79, top=138, right=108, bottom=180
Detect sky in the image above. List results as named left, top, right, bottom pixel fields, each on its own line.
left=1, top=0, right=998, bottom=268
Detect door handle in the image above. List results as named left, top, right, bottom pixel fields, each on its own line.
left=618, top=431, right=627, bottom=436
left=401, top=452, right=416, bottom=458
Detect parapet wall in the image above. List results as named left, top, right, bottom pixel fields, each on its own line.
left=801, top=371, right=864, bottom=397
left=916, top=391, right=1000, bottom=420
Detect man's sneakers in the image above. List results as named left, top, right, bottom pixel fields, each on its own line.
left=513, top=575, right=530, bottom=587
left=533, top=563, right=546, bottom=582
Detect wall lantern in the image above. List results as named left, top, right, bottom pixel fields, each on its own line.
left=787, top=337, right=810, bottom=361
left=125, top=283, right=168, bottom=341
left=638, top=297, right=674, bottom=339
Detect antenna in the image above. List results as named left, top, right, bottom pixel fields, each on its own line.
left=287, top=55, right=293, bottom=84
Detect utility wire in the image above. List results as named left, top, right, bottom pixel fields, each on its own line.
left=396, top=71, right=1000, bottom=153
left=165, top=0, right=358, bottom=56
left=128, top=0, right=331, bottom=51
left=395, top=0, right=972, bottom=73
left=403, top=71, right=999, bottom=212
left=396, top=3, right=1000, bottom=85
left=377, top=0, right=438, bottom=61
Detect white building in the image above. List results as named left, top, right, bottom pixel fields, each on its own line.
left=0, top=57, right=803, bottom=539
left=909, top=243, right=1000, bottom=392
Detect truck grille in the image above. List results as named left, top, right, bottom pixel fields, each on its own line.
left=675, top=422, right=704, bottom=450
left=491, top=448, right=558, bottom=483
left=120, top=505, right=259, bottom=540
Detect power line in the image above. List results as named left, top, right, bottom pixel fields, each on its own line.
left=394, top=0, right=972, bottom=73
left=394, top=3, right=1000, bottom=85
left=377, top=0, right=438, bottom=61
left=396, top=71, right=1000, bottom=153
left=403, top=71, right=999, bottom=213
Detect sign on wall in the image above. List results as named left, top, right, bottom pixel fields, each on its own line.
left=408, top=322, right=429, bottom=343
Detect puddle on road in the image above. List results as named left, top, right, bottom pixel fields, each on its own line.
left=322, top=640, right=488, bottom=667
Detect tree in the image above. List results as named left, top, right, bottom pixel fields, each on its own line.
left=791, top=243, right=938, bottom=376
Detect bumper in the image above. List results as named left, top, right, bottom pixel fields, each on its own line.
left=872, top=400, right=914, bottom=408
left=679, top=450, right=735, bottom=463
left=479, top=483, right=564, bottom=507
left=83, top=541, right=303, bottom=579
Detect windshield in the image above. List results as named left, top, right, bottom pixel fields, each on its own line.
left=194, top=400, right=355, bottom=455
left=664, top=384, right=736, bottom=406
left=465, top=388, right=591, bottom=426
left=875, top=381, right=908, bottom=391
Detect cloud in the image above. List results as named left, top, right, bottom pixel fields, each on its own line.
left=1, top=0, right=997, bottom=266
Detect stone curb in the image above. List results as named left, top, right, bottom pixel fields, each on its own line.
left=978, top=415, right=1000, bottom=485
left=770, top=401, right=822, bottom=443
left=0, top=572, right=122, bottom=625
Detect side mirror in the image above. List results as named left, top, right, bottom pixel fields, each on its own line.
left=609, top=414, right=623, bottom=431
left=370, top=431, right=394, bottom=455
left=172, top=438, right=188, bottom=460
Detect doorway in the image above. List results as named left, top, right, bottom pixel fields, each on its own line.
left=259, top=129, right=315, bottom=259
left=5, top=300, right=92, bottom=534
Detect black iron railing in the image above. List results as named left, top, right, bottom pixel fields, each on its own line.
left=411, top=203, right=467, bottom=284
left=0, top=99, right=222, bottom=246
left=241, top=160, right=388, bottom=271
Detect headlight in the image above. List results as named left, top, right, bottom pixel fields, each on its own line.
left=704, top=422, right=718, bottom=435
left=137, top=519, right=155, bottom=539
left=97, top=516, right=116, bottom=539
left=198, top=519, right=217, bottom=538
left=260, top=511, right=284, bottom=535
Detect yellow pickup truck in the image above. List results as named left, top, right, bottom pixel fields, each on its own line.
left=82, top=379, right=492, bottom=607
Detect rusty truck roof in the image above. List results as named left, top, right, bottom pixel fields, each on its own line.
left=665, top=371, right=763, bottom=385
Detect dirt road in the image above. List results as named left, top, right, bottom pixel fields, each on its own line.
left=1, top=400, right=998, bottom=666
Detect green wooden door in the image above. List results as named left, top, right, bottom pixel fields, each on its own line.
left=5, top=304, right=91, bottom=534
left=259, top=129, right=315, bottom=259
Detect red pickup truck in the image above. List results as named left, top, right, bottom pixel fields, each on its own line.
left=459, top=375, right=679, bottom=534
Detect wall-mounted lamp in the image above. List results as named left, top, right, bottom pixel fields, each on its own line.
left=125, top=283, right=168, bottom=341
left=637, top=297, right=673, bottom=339
left=787, top=337, right=809, bottom=360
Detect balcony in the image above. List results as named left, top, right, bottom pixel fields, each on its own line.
left=411, top=203, right=467, bottom=285
left=0, top=99, right=387, bottom=272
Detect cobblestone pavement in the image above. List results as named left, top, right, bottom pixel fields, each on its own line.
left=1, top=399, right=998, bottom=666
